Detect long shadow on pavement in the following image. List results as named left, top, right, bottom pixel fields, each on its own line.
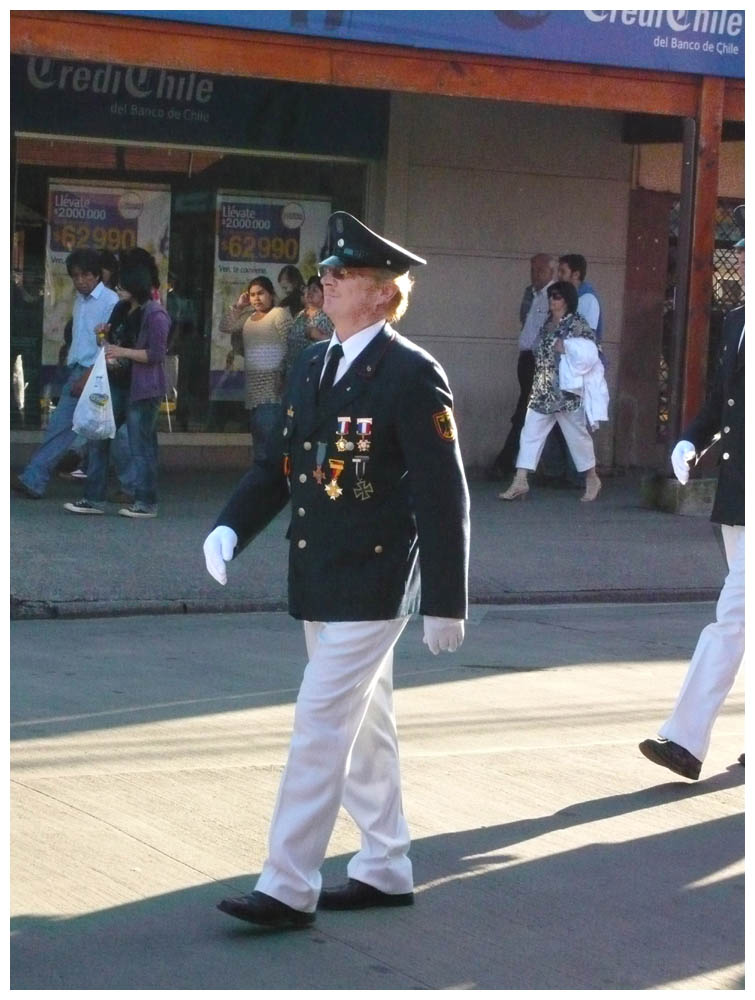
left=11, top=769, right=744, bottom=990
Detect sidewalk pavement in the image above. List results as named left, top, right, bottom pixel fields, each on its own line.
left=10, top=467, right=727, bottom=619
left=10, top=604, right=744, bottom=989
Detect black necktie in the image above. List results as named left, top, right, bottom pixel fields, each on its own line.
left=318, top=343, right=343, bottom=401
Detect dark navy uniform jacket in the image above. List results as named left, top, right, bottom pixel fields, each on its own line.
left=683, top=304, right=744, bottom=526
left=215, top=324, right=470, bottom=622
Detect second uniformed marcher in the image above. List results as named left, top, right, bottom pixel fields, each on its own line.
left=203, top=212, right=470, bottom=929
left=639, top=232, right=745, bottom=780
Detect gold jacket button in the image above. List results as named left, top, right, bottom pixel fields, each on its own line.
left=303, top=441, right=312, bottom=451
left=728, top=398, right=735, bottom=406
left=724, top=426, right=730, bottom=434
left=298, top=508, right=305, bottom=517
left=298, top=539, right=307, bottom=549
left=374, top=545, right=383, bottom=554
left=299, top=473, right=307, bottom=483
left=723, top=452, right=730, bottom=460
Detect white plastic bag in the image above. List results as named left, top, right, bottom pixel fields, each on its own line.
left=72, top=347, right=116, bottom=440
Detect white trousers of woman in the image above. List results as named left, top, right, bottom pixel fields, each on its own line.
left=516, top=406, right=596, bottom=472
left=659, top=524, right=744, bottom=761
left=254, top=617, right=412, bottom=912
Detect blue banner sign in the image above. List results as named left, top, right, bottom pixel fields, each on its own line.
left=116, top=10, right=745, bottom=80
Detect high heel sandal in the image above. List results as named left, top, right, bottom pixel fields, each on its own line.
left=499, top=478, right=530, bottom=501
left=580, top=476, right=601, bottom=502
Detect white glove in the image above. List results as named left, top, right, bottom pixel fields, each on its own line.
left=423, top=616, right=465, bottom=655
left=203, top=525, right=238, bottom=585
left=671, top=440, right=696, bottom=485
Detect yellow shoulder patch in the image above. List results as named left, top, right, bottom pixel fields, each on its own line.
left=432, top=407, right=457, bottom=441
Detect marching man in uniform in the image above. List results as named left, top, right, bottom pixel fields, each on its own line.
left=640, top=231, right=745, bottom=780
left=203, top=212, right=470, bottom=929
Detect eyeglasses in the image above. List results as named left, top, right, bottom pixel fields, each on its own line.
left=317, top=265, right=356, bottom=281
left=548, top=292, right=564, bottom=301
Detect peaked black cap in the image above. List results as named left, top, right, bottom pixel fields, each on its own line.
left=319, top=212, right=426, bottom=274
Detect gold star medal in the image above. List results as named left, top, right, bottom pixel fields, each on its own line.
left=325, top=458, right=345, bottom=500
left=335, top=416, right=351, bottom=452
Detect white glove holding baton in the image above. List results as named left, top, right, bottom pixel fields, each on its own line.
left=670, top=440, right=696, bottom=485
left=203, top=525, right=238, bottom=585
left=423, top=616, right=465, bottom=655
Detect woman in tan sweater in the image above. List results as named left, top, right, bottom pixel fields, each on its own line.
left=220, top=275, right=292, bottom=462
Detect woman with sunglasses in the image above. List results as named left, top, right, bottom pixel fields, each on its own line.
left=499, top=279, right=603, bottom=502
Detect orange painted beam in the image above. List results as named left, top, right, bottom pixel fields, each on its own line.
left=11, top=9, right=735, bottom=120
left=683, top=76, right=725, bottom=427
left=723, top=80, right=745, bottom=122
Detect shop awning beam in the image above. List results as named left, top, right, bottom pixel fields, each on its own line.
left=10, top=11, right=743, bottom=121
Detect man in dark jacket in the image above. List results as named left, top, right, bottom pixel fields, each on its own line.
left=640, top=237, right=744, bottom=781
left=203, top=212, right=470, bottom=928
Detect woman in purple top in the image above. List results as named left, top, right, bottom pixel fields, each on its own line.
left=64, top=252, right=169, bottom=519
left=107, top=257, right=170, bottom=517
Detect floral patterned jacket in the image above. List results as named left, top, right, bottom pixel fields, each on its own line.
left=529, top=312, right=596, bottom=414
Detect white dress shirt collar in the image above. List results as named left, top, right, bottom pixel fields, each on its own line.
left=323, top=320, right=386, bottom=383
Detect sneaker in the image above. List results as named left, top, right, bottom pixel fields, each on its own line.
left=118, top=503, right=157, bottom=519
left=63, top=499, right=104, bottom=515
left=639, top=737, right=702, bottom=780
left=58, top=468, right=87, bottom=481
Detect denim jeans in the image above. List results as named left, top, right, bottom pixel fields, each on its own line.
left=249, top=402, right=282, bottom=464
left=126, top=398, right=160, bottom=507
left=20, top=364, right=90, bottom=496
left=111, top=422, right=137, bottom=494
left=84, top=383, right=130, bottom=504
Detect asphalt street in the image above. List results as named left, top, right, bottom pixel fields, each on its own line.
left=10, top=603, right=745, bottom=990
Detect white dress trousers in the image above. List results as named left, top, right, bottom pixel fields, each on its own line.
left=254, top=616, right=412, bottom=912
left=659, top=524, right=745, bottom=760
left=516, top=406, right=596, bottom=472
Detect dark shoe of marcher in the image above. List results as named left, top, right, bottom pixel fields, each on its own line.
left=63, top=499, right=104, bottom=515
left=216, top=890, right=315, bottom=928
left=118, top=503, right=157, bottom=519
left=11, top=475, right=42, bottom=499
left=639, top=737, right=702, bottom=780
left=738, top=753, right=745, bottom=767
left=318, top=878, right=414, bottom=911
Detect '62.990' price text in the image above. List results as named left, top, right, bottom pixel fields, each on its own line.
left=219, top=234, right=299, bottom=263
left=51, top=224, right=138, bottom=253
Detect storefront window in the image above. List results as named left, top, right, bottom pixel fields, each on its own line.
left=11, top=55, right=388, bottom=432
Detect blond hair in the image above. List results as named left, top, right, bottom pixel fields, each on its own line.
left=365, top=268, right=414, bottom=323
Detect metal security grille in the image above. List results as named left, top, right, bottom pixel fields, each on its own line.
left=656, top=200, right=744, bottom=442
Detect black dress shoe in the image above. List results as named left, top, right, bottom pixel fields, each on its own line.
left=639, top=737, right=702, bottom=780
left=738, top=752, right=745, bottom=767
left=217, top=890, right=314, bottom=928
left=318, top=878, right=414, bottom=911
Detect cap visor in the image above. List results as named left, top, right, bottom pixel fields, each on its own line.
left=318, top=254, right=348, bottom=270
